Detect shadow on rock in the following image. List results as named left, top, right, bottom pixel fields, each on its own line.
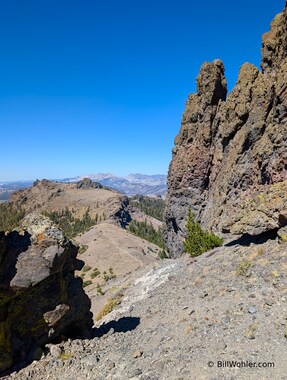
left=0, top=230, right=31, bottom=288
left=92, top=316, right=140, bottom=338
left=226, top=229, right=278, bottom=247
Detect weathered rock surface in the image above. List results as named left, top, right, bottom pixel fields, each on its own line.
left=0, top=214, right=93, bottom=375
left=76, top=178, right=103, bottom=190
left=165, top=3, right=287, bottom=257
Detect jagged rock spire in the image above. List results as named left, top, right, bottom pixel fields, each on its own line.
left=261, top=6, right=287, bottom=73
left=165, top=3, right=287, bottom=257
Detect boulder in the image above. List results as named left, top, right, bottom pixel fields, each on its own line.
left=76, top=178, right=103, bottom=189
left=0, top=213, right=93, bottom=374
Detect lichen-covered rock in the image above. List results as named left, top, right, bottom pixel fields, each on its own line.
left=222, top=181, right=287, bottom=235
left=277, top=225, right=287, bottom=243
left=165, top=4, right=287, bottom=257
left=261, top=8, right=287, bottom=74
left=0, top=213, right=93, bottom=374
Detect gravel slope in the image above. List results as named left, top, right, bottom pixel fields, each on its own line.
left=3, top=239, right=287, bottom=380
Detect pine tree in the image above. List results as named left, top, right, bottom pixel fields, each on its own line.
left=183, top=208, right=223, bottom=256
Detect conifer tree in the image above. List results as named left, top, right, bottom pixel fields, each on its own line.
left=183, top=208, right=223, bottom=256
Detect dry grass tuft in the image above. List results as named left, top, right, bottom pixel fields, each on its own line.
left=95, top=297, right=122, bottom=321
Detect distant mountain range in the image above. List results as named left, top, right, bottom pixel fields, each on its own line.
left=61, top=173, right=167, bottom=196
left=0, top=173, right=167, bottom=198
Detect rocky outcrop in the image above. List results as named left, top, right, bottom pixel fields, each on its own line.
left=76, top=178, right=103, bottom=189
left=165, top=3, right=287, bottom=257
left=0, top=214, right=93, bottom=374
left=114, top=196, right=132, bottom=228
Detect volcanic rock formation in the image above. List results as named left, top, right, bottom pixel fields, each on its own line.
left=76, top=178, right=103, bottom=189
left=0, top=213, right=93, bottom=374
left=165, top=3, right=287, bottom=257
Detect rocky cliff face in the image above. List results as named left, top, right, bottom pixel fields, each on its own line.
left=165, top=3, right=287, bottom=257
left=0, top=214, right=93, bottom=374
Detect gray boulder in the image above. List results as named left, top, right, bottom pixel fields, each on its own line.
left=0, top=213, right=93, bottom=374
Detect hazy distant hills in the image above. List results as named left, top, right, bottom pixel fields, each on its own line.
left=0, top=181, right=34, bottom=201
left=61, top=173, right=167, bottom=196
left=0, top=173, right=167, bottom=198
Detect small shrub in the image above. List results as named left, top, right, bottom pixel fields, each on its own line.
left=95, top=297, right=122, bottom=321
left=59, top=351, right=74, bottom=361
left=96, top=283, right=104, bottom=295
left=183, top=208, right=223, bottom=257
left=79, top=245, right=88, bottom=255
left=92, top=267, right=101, bottom=277
left=185, top=325, right=193, bottom=334
left=279, top=233, right=287, bottom=243
left=82, top=265, right=92, bottom=272
left=244, top=322, right=258, bottom=339
left=91, top=271, right=100, bottom=279
left=272, top=270, right=279, bottom=278
left=103, top=269, right=116, bottom=282
left=257, top=247, right=265, bottom=256
left=83, top=280, right=92, bottom=287
left=236, top=260, right=251, bottom=276
left=159, top=249, right=168, bottom=259
left=103, top=271, right=109, bottom=282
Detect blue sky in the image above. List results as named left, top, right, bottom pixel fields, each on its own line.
left=0, top=0, right=285, bottom=181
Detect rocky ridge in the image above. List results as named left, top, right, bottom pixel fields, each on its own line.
left=165, top=3, right=287, bottom=256
left=0, top=174, right=167, bottom=199
left=10, top=179, right=131, bottom=228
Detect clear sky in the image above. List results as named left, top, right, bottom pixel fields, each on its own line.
left=0, top=0, right=285, bottom=181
